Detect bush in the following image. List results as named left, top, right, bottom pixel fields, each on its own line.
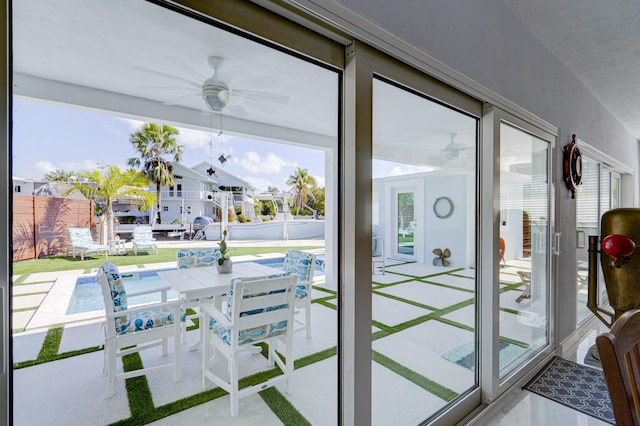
left=237, top=214, right=247, bottom=223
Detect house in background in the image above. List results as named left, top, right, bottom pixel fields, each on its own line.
left=191, top=161, right=257, bottom=220
left=123, top=161, right=257, bottom=228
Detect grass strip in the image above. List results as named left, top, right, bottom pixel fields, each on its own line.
left=13, top=246, right=324, bottom=276
left=372, top=289, right=439, bottom=311
left=14, top=345, right=103, bottom=369
left=122, top=353, right=156, bottom=421
left=372, top=351, right=458, bottom=402
left=312, top=286, right=336, bottom=296
left=10, top=275, right=28, bottom=285
left=12, top=307, right=38, bottom=313
left=37, top=325, right=63, bottom=360
left=294, top=346, right=336, bottom=369
left=12, top=291, right=49, bottom=297
left=260, top=387, right=312, bottom=425
left=417, top=279, right=475, bottom=293
left=316, top=299, right=337, bottom=310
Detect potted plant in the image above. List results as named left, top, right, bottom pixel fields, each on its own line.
left=217, top=229, right=234, bottom=274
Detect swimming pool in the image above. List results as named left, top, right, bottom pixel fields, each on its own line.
left=66, top=256, right=325, bottom=315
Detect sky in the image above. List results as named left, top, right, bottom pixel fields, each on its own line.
left=12, top=99, right=427, bottom=192
left=11, top=99, right=327, bottom=193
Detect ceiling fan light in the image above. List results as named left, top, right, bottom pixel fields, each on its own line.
left=445, top=149, right=459, bottom=160
left=203, top=93, right=225, bottom=112
left=202, top=79, right=228, bottom=112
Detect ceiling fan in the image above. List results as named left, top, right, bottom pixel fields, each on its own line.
left=134, top=56, right=290, bottom=116
left=441, top=133, right=473, bottom=161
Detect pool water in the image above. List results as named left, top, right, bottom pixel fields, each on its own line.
left=66, top=269, right=178, bottom=315
left=66, top=256, right=325, bottom=315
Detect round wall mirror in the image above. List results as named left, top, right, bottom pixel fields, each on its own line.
left=433, top=196, right=454, bottom=219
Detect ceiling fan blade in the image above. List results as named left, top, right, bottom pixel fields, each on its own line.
left=132, top=66, right=201, bottom=89
left=232, top=75, right=278, bottom=90
left=166, top=56, right=206, bottom=82
left=225, top=104, right=249, bottom=118
left=243, top=99, right=278, bottom=114
left=233, top=89, right=289, bottom=105
left=137, top=85, right=198, bottom=91
left=161, top=92, right=199, bottom=106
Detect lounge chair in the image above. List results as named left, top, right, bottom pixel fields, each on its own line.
left=132, top=225, right=158, bottom=255
left=67, top=227, right=110, bottom=261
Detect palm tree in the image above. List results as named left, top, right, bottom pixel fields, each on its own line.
left=43, top=169, right=77, bottom=182
left=66, top=165, right=155, bottom=242
left=286, top=167, right=316, bottom=215
left=128, top=123, right=183, bottom=224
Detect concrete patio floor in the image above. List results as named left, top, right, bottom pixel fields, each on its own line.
left=11, top=243, right=594, bottom=425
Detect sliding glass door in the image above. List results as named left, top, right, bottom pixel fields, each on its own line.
left=371, top=69, right=480, bottom=423
left=497, top=121, right=552, bottom=379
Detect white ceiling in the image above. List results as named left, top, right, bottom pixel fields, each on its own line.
left=12, top=0, right=639, bottom=173
left=13, top=0, right=339, bottom=148
left=502, top=0, right=640, bottom=140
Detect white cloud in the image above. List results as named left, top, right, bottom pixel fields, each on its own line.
left=59, top=160, right=107, bottom=173
left=390, top=164, right=435, bottom=176
left=117, top=117, right=145, bottom=133
left=236, top=151, right=297, bottom=174
left=313, top=174, right=325, bottom=188
left=33, top=161, right=57, bottom=176
left=243, top=176, right=276, bottom=193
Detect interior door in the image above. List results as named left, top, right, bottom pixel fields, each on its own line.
left=390, top=184, right=422, bottom=261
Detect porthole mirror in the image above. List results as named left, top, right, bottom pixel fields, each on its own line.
left=433, top=196, right=454, bottom=219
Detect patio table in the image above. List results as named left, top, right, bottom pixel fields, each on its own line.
left=158, top=262, right=284, bottom=349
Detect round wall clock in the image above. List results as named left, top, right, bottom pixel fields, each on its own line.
left=563, top=134, right=582, bottom=199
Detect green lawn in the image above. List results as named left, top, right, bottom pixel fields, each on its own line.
left=13, top=246, right=323, bottom=276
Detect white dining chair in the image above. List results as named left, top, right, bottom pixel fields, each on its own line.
left=201, top=272, right=297, bottom=416
left=97, top=262, right=182, bottom=398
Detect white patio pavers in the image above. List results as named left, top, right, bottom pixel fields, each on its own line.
left=12, top=293, right=47, bottom=309
left=375, top=280, right=471, bottom=311
left=14, top=351, right=132, bottom=425
left=277, top=356, right=338, bottom=425
left=147, top=394, right=284, bottom=426
left=373, top=321, right=476, bottom=395
left=22, top=269, right=86, bottom=284
left=371, top=361, right=449, bottom=426
left=425, top=273, right=476, bottom=291
left=13, top=282, right=53, bottom=295
left=441, top=303, right=476, bottom=328
left=372, top=293, right=432, bottom=327
left=58, top=321, right=104, bottom=352
left=12, top=329, right=46, bottom=363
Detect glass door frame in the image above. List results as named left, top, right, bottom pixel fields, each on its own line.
left=347, top=41, right=484, bottom=424
left=481, top=106, right=557, bottom=402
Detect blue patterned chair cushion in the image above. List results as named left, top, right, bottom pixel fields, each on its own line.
left=118, top=308, right=176, bottom=335
left=210, top=320, right=288, bottom=346
left=283, top=250, right=314, bottom=283
left=100, top=262, right=184, bottom=333
left=283, top=250, right=314, bottom=300
left=208, top=272, right=291, bottom=346
left=295, top=285, right=308, bottom=299
left=177, top=248, right=220, bottom=268
left=100, top=262, right=130, bottom=332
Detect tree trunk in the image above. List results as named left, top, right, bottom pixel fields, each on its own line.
left=156, top=183, right=162, bottom=224
left=106, top=200, right=114, bottom=242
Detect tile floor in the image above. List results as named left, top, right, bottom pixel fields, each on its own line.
left=10, top=255, right=611, bottom=425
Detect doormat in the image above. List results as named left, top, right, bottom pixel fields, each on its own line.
left=524, top=356, right=615, bottom=424
left=441, top=339, right=527, bottom=371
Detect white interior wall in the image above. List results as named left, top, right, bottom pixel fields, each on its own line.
left=313, top=0, right=638, bottom=341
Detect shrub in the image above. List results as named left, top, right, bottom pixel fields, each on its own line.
left=237, top=214, right=247, bottom=223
